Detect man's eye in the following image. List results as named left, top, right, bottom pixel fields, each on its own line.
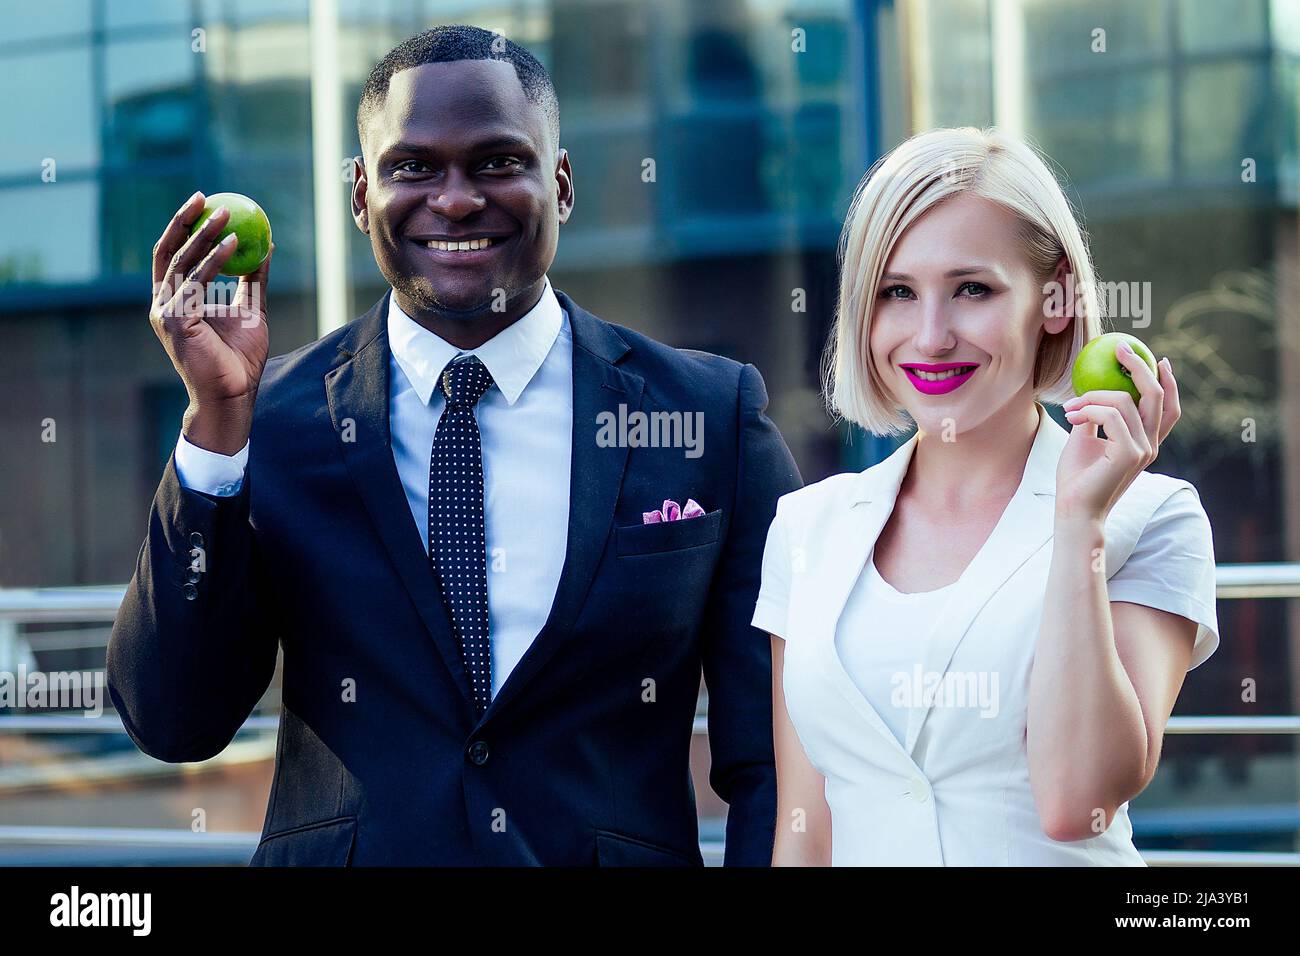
left=879, top=284, right=913, bottom=300
left=481, top=156, right=522, bottom=170
left=394, top=160, right=430, bottom=174
left=958, top=281, right=991, bottom=297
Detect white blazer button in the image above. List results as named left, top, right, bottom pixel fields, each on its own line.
left=908, top=776, right=929, bottom=803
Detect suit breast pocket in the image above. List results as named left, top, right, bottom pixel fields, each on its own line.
left=615, top=509, right=722, bottom=557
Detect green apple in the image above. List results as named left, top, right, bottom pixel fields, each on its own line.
left=1071, top=332, right=1158, bottom=403
left=190, top=192, right=271, bottom=276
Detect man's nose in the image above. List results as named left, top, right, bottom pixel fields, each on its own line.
left=428, top=170, right=486, bottom=220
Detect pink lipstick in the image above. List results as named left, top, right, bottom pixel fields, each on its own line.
left=900, top=361, right=980, bottom=395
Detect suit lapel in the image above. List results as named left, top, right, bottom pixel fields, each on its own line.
left=323, top=290, right=478, bottom=718
left=483, top=292, right=644, bottom=721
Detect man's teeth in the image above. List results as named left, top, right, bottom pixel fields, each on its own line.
left=909, top=366, right=976, bottom=381
left=425, top=238, right=494, bottom=251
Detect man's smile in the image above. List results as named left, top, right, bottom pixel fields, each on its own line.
left=406, top=231, right=514, bottom=264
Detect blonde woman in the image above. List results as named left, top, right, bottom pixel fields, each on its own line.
left=753, top=127, right=1219, bottom=866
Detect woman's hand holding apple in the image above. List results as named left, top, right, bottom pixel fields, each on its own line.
left=1055, top=337, right=1181, bottom=527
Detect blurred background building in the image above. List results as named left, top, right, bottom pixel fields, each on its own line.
left=1, top=0, right=1298, bottom=863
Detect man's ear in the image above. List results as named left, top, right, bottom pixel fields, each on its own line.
left=351, top=156, right=369, bottom=234
left=555, top=147, right=574, bottom=225
left=1042, top=254, right=1075, bottom=335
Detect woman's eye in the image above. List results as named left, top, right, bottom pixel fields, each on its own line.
left=878, top=282, right=990, bottom=300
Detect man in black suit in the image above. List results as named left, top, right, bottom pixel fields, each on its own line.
left=109, top=25, right=800, bottom=866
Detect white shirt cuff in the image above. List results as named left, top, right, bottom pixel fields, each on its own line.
left=174, top=431, right=249, bottom=497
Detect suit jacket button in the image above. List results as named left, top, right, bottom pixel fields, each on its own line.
left=182, top=583, right=198, bottom=601
left=189, top=532, right=204, bottom=547
left=467, top=740, right=490, bottom=765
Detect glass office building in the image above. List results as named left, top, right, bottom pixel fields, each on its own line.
left=1, top=0, right=1298, bottom=861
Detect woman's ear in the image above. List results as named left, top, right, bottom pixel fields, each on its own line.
left=1041, top=254, right=1075, bottom=335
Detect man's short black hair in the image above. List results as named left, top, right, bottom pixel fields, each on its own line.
left=357, top=25, right=560, bottom=153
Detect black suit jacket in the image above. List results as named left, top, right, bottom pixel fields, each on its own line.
left=107, top=289, right=802, bottom=865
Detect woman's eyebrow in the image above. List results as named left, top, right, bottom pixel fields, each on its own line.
left=882, top=265, right=999, bottom=281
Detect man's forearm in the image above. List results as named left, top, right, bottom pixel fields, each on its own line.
left=107, top=456, right=276, bottom=762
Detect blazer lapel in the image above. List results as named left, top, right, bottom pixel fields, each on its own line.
left=483, top=291, right=644, bottom=721
left=323, top=290, right=477, bottom=718
left=814, top=439, right=919, bottom=757
left=902, top=403, right=1065, bottom=755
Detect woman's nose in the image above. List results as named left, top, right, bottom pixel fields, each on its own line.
left=913, top=302, right=956, bottom=354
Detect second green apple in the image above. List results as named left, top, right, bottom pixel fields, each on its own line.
left=1071, top=332, right=1157, bottom=404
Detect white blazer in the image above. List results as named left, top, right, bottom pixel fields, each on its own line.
left=754, top=402, right=1219, bottom=866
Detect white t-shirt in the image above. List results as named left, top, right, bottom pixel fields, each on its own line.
left=755, top=485, right=1220, bottom=671
left=1105, top=487, right=1221, bottom=668
left=834, top=557, right=960, bottom=747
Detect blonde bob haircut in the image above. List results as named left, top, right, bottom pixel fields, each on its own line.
left=824, top=126, right=1103, bottom=437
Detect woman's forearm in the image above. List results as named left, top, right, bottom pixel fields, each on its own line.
left=771, top=813, right=832, bottom=866
left=1026, top=516, right=1150, bottom=840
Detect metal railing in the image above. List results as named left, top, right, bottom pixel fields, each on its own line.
left=2, top=564, right=1299, bottom=866
left=5, top=712, right=1300, bottom=738
left=0, top=828, right=1290, bottom=867
left=0, top=586, right=124, bottom=622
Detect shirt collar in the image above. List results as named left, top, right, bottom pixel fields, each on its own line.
left=387, top=276, right=564, bottom=406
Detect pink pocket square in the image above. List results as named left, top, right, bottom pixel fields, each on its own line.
left=643, top=498, right=706, bottom=524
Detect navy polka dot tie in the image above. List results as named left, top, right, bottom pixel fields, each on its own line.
left=429, top=356, right=494, bottom=715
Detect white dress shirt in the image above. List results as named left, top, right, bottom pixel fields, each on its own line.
left=174, top=278, right=574, bottom=696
